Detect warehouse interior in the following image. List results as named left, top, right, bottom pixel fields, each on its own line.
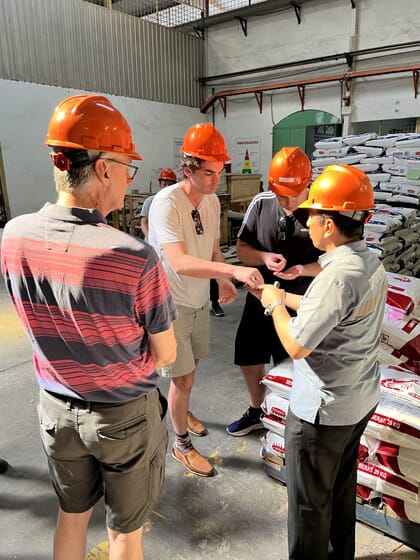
left=0, top=0, right=419, bottom=558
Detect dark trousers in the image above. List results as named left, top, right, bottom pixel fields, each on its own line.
left=210, top=278, right=219, bottom=304
left=285, top=407, right=376, bottom=560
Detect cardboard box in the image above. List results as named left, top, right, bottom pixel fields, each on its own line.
left=226, top=174, right=261, bottom=201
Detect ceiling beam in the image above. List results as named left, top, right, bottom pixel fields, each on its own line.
left=200, top=63, right=420, bottom=114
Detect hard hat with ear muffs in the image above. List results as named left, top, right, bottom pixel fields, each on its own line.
left=45, top=94, right=142, bottom=160
left=299, top=164, right=375, bottom=222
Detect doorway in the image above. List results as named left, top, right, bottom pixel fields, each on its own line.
left=272, top=109, right=342, bottom=157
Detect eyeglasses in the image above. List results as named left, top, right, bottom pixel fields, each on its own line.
left=101, top=158, right=139, bottom=180
left=191, top=209, right=204, bottom=235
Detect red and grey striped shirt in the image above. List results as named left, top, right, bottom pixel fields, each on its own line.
left=1, top=203, right=177, bottom=403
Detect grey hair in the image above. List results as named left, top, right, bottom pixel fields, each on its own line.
left=52, top=149, right=102, bottom=193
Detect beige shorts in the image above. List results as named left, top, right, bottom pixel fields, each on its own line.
left=161, top=303, right=210, bottom=378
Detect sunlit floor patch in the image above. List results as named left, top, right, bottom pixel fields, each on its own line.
left=85, top=540, right=109, bottom=559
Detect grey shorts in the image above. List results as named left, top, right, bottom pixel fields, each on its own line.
left=38, top=388, right=168, bottom=533
left=161, top=303, right=210, bottom=378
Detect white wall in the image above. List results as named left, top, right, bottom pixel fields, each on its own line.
left=206, top=0, right=420, bottom=185
left=0, top=80, right=202, bottom=218
left=2, top=0, right=420, bottom=215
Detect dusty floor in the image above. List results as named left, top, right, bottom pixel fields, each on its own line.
left=0, top=268, right=418, bottom=559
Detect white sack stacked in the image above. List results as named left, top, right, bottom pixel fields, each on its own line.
left=357, top=364, right=420, bottom=524
left=260, top=359, right=294, bottom=459
left=312, top=134, right=420, bottom=276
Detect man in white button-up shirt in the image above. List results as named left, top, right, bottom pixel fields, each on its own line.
left=258, top=164, right=387, bottom=560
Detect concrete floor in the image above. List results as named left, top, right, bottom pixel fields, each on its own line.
left=0, top=268, right=418, bottom=560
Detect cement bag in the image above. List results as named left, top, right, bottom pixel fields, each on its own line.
left=386, top=272, right=420, bottom=316
left=262, top=392, right=289, bottom=422
left=260, top=431, right=286, bottom=458
left=379, top=342, right=419, bottom=374
left=381, top=308, right=420, bottom=363
left=362, top=434, right=420, bottom=481
left=261, top=415, right=286, bottom=437
left=357, top=460, right=419, bottom=503
left=365, top=395, right=420, bottom=450
left=261, top=360, right=294, bottom=399
left=379, top=364, right=420, bottom=408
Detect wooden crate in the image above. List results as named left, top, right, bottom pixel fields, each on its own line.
left=226, top=174, right=261, bottom=202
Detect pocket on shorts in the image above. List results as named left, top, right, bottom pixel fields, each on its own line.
left=38, top=412, right=57, bottom=456
left=148, top=423, right=169, bottom=506
left=97, top=413, right=147, bottom=441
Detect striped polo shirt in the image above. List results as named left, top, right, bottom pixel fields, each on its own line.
left=1, top=203, right=177, bottom=403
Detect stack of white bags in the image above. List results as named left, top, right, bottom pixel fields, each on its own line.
left=260, top=272, right=420, bottom=525
left=312, top=133, right=420, bottom=277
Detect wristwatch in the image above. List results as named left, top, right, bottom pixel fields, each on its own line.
left=264, top=300, right=284, bottom=316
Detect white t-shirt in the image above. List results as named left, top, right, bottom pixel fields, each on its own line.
left=148, top=183, right=220, bottom=308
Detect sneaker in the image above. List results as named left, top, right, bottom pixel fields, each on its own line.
left=210, top=302, right=225, bottom=317
left=171, top=445, right=215, bottom=477
left=226, top=407, right=264, bottom=437
left=187, top=411, right=207, bottom=436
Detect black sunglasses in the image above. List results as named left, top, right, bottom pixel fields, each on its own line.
left=191, top=209, right=204, bottom=235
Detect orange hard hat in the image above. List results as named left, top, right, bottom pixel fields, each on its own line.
left=268, top=147, right=312, bottom=196
left=181, top=123, right=230, bottom=162
left=158, top=168, right=177, bottom=182
left=45, top=94, right=142, bottom=160
left=299, top=164, right=375, bottom=216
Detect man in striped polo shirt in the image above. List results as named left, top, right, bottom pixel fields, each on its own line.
left=1, top=95, right=177, bottom=560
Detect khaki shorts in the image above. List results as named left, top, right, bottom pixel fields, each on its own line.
left=161, top=303, right=210, bottom=378
left=38, top=388, right=168, bottom=533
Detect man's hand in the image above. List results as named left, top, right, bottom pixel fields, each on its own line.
left=217, top=278, right=237, bottom=304
left=275, top=264, right=304, bottom=281
left=232, top=266, right=265, bottom=288
left=262, top=252, right=287, bottom=274
left=259, top=284, right=286, bottom=308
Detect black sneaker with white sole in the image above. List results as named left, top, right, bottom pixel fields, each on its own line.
left=226, top=407, right=264, bottom=436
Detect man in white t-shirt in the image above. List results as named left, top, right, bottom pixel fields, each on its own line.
left=148, top=123, right=264, bottom=477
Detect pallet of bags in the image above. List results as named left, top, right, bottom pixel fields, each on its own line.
left=364, top=365, right=420, bottom=450
left=260, top=360, right=294, bottom=463
left=261, top=391, right=289, bottom=437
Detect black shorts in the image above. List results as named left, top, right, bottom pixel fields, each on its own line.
left=234, top=291, right=290, bottom=366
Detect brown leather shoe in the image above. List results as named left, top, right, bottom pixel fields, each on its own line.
left=172, top=445, right=215, bottom=477
left=187, top=411, right=207, bottom=436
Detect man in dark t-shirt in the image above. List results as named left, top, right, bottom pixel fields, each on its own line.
left=227, top=147, right=322, bottom=436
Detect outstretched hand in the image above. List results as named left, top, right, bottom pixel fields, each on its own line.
left=275, top=264, right=304, bottom=281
